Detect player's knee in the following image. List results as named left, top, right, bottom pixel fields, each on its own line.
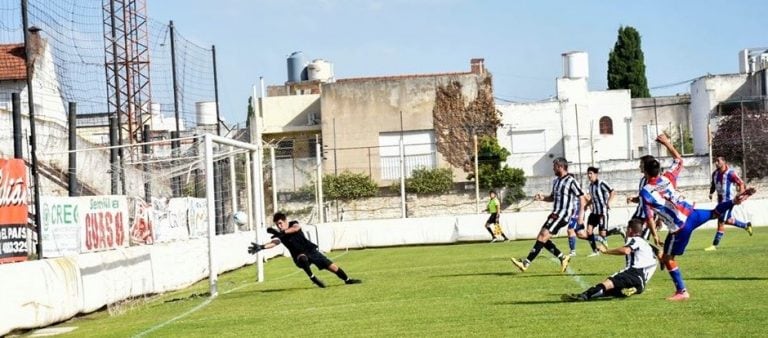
left=296, top=255, right=310, bottom=268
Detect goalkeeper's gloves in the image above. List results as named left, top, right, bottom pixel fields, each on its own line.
left=247, top=242, right=265, bottom=254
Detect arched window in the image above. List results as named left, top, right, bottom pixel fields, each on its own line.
left=599, top=116, right=613, bottom=135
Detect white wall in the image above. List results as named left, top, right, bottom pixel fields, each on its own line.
left=497, top=100, right=563, bottom=176
left=259, top=94, right=321, bottom=134
left=689, top=74, right=748, bottom=154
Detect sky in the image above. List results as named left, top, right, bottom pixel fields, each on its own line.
left=149, top=0, right=768, bottom=124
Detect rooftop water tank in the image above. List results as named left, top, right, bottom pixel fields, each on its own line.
left=195, top=101, right=217, bottom=126
left=287, top=51, right=305, bottom=83
left=307, top=59, right=334, bottom=82
left=562, top=51, right=589, bottom=79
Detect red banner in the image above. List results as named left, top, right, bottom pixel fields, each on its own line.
left=0, top=159, right=29, bottom=263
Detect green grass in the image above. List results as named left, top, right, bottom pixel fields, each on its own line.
left=31, top=228, right=768, bottom=337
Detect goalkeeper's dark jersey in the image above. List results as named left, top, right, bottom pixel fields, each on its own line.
left=274, top=228, right=318, bottom=256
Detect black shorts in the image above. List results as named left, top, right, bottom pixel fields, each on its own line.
left=486, top=214, right=499, bottom=225
left=294, top=249, right=333, bottom=270
left=542, top=213, right=569, bottom=235
left=587, top=213, right=608, bottom=231
left=608, top=268, right=646, bottom=296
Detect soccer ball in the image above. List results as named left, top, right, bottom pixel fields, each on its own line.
left=232, top=211, right=248, bottom=225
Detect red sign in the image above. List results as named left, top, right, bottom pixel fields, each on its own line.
left=0, top=159, right=28, bottom=224
left=0, top=159, right=29, bottom=263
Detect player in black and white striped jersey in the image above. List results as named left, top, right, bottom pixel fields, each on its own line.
left=510, top=157, right=586, bottom=273
left=562, top=218, right=658, bottom=301
left=584, top=167, right=623, bottom=256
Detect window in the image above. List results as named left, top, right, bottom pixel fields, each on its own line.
left=0, top=92, right=10, bottom=111
left=276, top=140, right=294, bottom=159
left=379, top=130, right=436, bottom=180
left=599, top=116, right=613, bottom=135
left=510, top=130, right=546, bottom=153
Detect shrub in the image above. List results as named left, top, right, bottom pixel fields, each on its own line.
left=405, top=167, right=454, bottom=195
left=323, top=171, right=378, bottom=200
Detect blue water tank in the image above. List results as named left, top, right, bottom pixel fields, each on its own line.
left=287, top=51, right=305, bottom=83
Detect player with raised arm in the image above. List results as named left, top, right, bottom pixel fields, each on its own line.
left=642, top=134, right=755, bottom=301
left=510, top=157, right=586, bottom=273
left=704, top=156, right=753, bottom=251
left=247, top=212, right=362, bottom=288
left=561, top=218, right=657, bottom=301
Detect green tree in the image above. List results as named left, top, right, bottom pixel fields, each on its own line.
left=607, top=26, right=650, bottom=98
left=468, top=136, right=526, bottom=204
left=403, top=167, right=454, bottom=195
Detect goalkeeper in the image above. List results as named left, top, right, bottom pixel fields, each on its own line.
left=248, top=212, right=362, bottom=288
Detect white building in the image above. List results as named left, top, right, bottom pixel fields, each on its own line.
left=497, top=52, right=632, bottom=176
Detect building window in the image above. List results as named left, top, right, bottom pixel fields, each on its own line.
left=599, top=116, right=613, bottom=135
left=510, top=130, right=546, bottom=153
left=379, top=130, right=436, bottom=180
left=276, top=140, right=294, bottom=159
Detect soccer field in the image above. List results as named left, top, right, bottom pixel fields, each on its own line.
left=37, top=228, right=767, bottom=337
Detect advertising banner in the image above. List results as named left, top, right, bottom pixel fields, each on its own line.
left=0, top=159, right=29, bottom=263
left=40, top=196, right=81, bottom=257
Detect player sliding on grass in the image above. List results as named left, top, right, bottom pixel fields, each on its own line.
left=248, top=212, right=362, bottom=288
left=511, top=157, right=586, bottom=273
left=641, top=134, right=756, bottom=301
left=562, top=218, right=657, bottom=301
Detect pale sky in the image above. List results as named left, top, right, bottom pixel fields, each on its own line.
left=150, top=0, right=768, bottom=123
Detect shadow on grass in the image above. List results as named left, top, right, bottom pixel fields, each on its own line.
left=164, top=292, right=209, bottom=303
left=431, top=272, right=601, bottom=278
left=496, top=297, right=615, bottom=305
left=686, top=276, right=768, bottom=281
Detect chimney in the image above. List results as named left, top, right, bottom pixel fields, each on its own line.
left=470, top=58, right=485, bottom=74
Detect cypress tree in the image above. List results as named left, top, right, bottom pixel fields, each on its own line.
left=607, top=26, right=651, bottom=98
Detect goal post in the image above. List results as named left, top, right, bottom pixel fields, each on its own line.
left=203, top=133, right=266, bottom=297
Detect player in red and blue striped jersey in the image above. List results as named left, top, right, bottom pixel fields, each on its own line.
left=704, top=156, right=753, bottom=251
left=642, top=134, right=756, bottom=301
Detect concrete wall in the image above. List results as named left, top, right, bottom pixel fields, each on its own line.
left=320, top=72, right=486, bottom=183
left=259, top=94, right=321, bottom=134
left=497, top=100, right=564, bottom=176
left=631, top=95, right=691, bottom=157
left=690, top=74, right=750, bottom=154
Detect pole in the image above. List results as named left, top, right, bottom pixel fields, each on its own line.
left=679, top=124, right=685, bottom=155
left=21, top=0, right=44, bottom=258
left=399, top=111, right=406, bottom=218
left=740, top=101, right=747, bottom=180
left=107, top=0, right=126, bottom=196
left=109, top=115, right=119, bottom=194
left=170, top=131, right=181, bottom=196
left=12, top=93, right=22, bottom=158
left=142, top=125, right=152, bottom=202
left=707, top=123, right=713, bottom=178
left=333, top=118, right=338, bottom=175
left=229, top=146, right=238, bottom=226
left=170, top=21, right=181, bottom=134
left=653, top=98, right=660, bottom=156
left=315, top=135, right=325, bottom=223
left=270, top=146, right=278, bottom=215
left=203, top=135, right=218, bottom=297
left=473, top=134, right=480, bottom=214
left=244, top=154, right=253, bottom=231
left=68, top=102, right=78, bottom=197
left=574, top=105, right=583, bottom=183
left=250, top=149, right=264, bottom=282
left=212, top=45, right=222, bottom=136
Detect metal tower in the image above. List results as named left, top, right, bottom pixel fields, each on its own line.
left=103, top=0, right=152, bottom=149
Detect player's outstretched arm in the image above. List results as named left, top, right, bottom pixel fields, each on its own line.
left=656, top=133, right=681, bottom=161
left=597, top=244, right=631, bottom=256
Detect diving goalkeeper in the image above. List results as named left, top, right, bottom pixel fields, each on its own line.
left=248, top=212, right=362, bottom=288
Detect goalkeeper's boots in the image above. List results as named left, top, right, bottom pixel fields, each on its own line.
left=345, top=278, right=362, bottom=285
left=621, top=287, right=638, bottom=298
left=510, top=257, right=529, bottom=272
left=746, top=222, right=753, bottom=237
left=311, top=276, right=326, bottom=288
left=560, top=255, right=571, bottom=273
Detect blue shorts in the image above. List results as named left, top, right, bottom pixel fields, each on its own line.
left=718, top=207, right=733, bottom=222
left=567, top=216, right=582, bottom=231
left=664, top=209, right=715, bottom=256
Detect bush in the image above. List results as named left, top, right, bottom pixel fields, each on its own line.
left=323, top=171, right=378, bottom=200
left=467, top=136, right=527, bottom=204
left=405, top=167, right=453, bottom=195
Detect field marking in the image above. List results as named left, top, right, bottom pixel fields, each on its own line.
left=131, top=252, right=349, bottom=338
left=549, top=257, right=591, bottom=289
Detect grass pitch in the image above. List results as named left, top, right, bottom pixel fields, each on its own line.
left=33, top=227, right=768, bottom=337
